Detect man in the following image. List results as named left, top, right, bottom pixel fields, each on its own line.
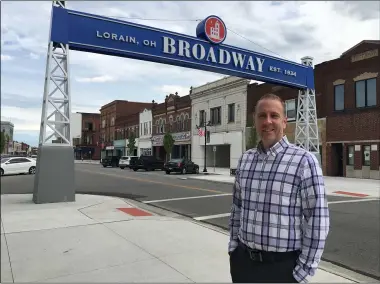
left=228, top=93, right=330, bottom=283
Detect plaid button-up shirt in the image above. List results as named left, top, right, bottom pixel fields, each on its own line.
left=228, top=136, right=330, bottom=283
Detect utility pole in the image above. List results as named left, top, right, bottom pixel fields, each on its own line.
left=196, top=113, right=211, bottom=173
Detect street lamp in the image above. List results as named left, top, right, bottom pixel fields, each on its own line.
left=196, top=120, right=212, bottom=173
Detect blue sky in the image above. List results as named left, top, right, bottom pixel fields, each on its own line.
left=1, top=1, right=379, bottom=147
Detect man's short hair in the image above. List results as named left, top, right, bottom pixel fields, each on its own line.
left=255, top=93, right=286, bottom=116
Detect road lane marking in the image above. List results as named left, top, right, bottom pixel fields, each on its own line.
left=77, top=168, right=227, bottom=194
left=328, top=198, right=379, bottom=205
left=192, top=198, right=379, bottom=222
left=143, top=193, right=232, bottom=204
left=194, top=213, right=231, bottom=221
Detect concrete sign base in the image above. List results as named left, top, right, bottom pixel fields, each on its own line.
left=33, top=146, right=75, bottom=204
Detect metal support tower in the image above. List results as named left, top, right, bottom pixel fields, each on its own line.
left=295, top=56, right=321, bottom=163
left=33, top=0, right=76, bottom=204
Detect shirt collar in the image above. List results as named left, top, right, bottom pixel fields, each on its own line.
left=257, top=136, right=290, bottom=156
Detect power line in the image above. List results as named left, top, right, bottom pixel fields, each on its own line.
left=105, top=15, right=289, bottom=60
left=108, top=15, right=202, bottom=22
left=226, top=28, right=290, bottom=60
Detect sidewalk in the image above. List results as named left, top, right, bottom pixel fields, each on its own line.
left=1, top=194, right=375, bottom=283
left=74, top=160, right=100, bottom=165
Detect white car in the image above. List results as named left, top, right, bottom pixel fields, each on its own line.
left=119, top=156, right=138, bottom=169
left=1, top=157, right=37, bottom=176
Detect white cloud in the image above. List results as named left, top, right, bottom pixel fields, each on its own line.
left=1, top=1, right=379, bottom=147
left=0, top=106, right=41, bottom=131
left=154, top=85, right=191, bottom=98
left=1, top=54, right=13, bottom=61
left=76, top=75, right=116, bottom=83
left=29, top=53, right=39, bottom=60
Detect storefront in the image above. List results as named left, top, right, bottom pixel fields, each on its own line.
left=113, top=139, right=126, bottom=157
left=74, top=146, right=96, bottom=160
left=152, top=131, right=191, bottom=161
left=125, top=138, right=138, bottom=156
left=138, top=137, right=152, bottom=156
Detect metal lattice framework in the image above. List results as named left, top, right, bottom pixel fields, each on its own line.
left=295, top=56, right=320, bottom=155
left=38, top=0, right=72, bottom=146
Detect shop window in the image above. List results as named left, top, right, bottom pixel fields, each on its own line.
left=347, top=145, right=354, bottom=166
left=356, top=78, right=377, bottom=108
left=210, top=107, right=221, bottom=125
left=228, top=103, right=235, bottom=122
left=285, top=99, right=296, bottom=121
left=363, top=145, right=371, bottom=166
left=334, top=84, right=345, bottom=111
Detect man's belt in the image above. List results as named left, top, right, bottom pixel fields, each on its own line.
left=238, top=241, right=300, bottom=262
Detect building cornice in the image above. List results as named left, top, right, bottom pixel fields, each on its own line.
left=190, top=78, right=249, bottom=101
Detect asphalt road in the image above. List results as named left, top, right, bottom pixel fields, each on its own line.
left=1, top=163, right=379, bottom=279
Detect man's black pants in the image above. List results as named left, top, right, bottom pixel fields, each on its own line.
left=229, top=242, right=300, bottom=283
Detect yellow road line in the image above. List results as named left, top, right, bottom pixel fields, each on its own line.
left=77, top=168, right=227, bottom=194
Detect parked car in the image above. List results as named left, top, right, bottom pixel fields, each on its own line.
left=129, top=155, right=165, bottom=171
left=101, top=156, right=119, bottom=167
left=164, top=158, right=200, bottom=174
left=1, top=157, right=36, bottom=176
left=119, top=156, right=138, bottom=169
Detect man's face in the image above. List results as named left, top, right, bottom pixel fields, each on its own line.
left=254, top=99, right=287, bottom=149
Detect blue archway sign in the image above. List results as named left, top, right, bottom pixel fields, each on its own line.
left=51, top=6, right=314, bottom=89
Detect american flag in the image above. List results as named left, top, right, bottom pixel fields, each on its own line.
left=198, top=127, right=205, bottom=137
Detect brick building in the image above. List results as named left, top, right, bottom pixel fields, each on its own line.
left=99, top=100, right=151, bottom=158
left=246, top=40, right=379, bottom=180
left=73, top=112, right=101, bottom=160
left=247, top=82, right=327, bottom=172
left=114, top=111, right=141, bottom=156
left=319, top=40, right=380, bottom=179
left=151, top=93, right=192, bottom=161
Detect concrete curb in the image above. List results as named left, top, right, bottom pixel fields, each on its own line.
left=318, top=260, right=380, bottom=283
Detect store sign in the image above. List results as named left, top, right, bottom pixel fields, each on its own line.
left=50, top=7, right=314, bottom=89
left=152, top=131, right=191, bottom=146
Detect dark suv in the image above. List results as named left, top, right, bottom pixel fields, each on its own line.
left=101, top=156, right=119, bottom=167
left=129, top=155, right=164, bottom=171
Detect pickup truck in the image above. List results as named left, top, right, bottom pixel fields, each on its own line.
left=129, top=155, right=164, bottom=171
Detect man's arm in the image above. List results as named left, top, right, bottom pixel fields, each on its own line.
left=228, top=157, right=242, bottom=254
left=293, top=154, right=330, bottom=283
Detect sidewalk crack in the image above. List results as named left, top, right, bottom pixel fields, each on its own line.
left=2, top=220, right=15, bottom=283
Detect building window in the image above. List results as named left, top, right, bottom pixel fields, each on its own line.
left=285, top=99, right=296, bottom=120
left=228, top=103, right=235, bottom=123
left=184, top=114, right=189, bottom=131
left=156, top=121, right=159, bottom=134
left=199, top=110, right=205, bottom=126
left=334, top=84, right=345, bottom=111
left=347, top=145, right=354, bottom=166
left=363, top=145, right=371, bottom=166
left=210, top=107, right=221, bottom=125
left=356, top=78, right=377, bottom=108
left=181, top=113, right=185, bottom=131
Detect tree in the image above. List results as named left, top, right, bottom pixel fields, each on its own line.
left=246, top=125, right=258, bottom=150
left=127, top=132, right=136, bottom=156
left=163, top=132, right=175, bottom=161
left=0, top=131, right=5, bottom=154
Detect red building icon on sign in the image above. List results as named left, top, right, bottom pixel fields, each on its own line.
left=205, top=17, right=226, bottom=44
left=210, top=20, right=221, bottom=41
